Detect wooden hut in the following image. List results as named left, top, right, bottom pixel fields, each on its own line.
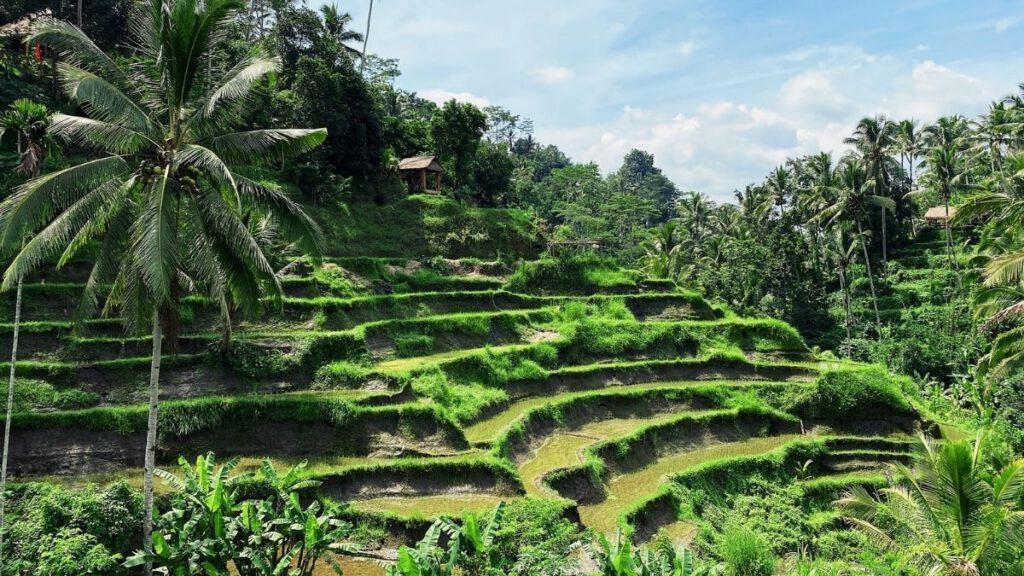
left=923, top=205, right=957, bottom=228
left=398, top=155, right=443, bottom=193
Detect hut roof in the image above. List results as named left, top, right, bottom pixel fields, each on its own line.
left=398, top=155, right=443, bottom=172
left=923, top=206, right=956, bottom=220
left=0, top=9, right=51, bottom=37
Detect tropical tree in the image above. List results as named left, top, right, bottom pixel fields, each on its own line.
left=920, top=143, right=968, bottom=280
left=0, top=97, right=51, bottom=564
left=825, top=227, right=859, bottom=343
left=387, top=522, right=460, bottom=576
left=955, top=154, right=1024, bottom=377
left=845, top=116, right=898, bottom=265
left=675, top=191, right=712, bottom=241
left=7, top=3, right=326, bottom=571
left=896, top=119, right=922, bottom=233
left=319, top=3, right=365, bottom=59
left=819, top=158, right=893, bottom=334
left=838, top=431, right=1024, bottom=576
left=442, top=501, right=506, bottom=576
left=641, top=221, right=687, bottom=281
left=765, top=165, right=793, bottom=218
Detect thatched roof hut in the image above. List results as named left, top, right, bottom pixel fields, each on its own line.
left=398, top=155, right=443, bottom=193
left=923, top=205, right=956, bottom=226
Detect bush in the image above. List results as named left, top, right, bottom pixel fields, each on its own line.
left=791, top=368, right=912, bottom=420
left=714, top=519, right=776, bottom=576
left=3, top=481, right=141, bottom=576
left=505, top=253, right=642, bottom=294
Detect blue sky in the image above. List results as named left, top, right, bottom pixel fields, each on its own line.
left=322, top=0, right=1024, bottom=201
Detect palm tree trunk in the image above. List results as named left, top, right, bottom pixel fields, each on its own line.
left=857, top=220, right=882, bottom=334
left=880, top=205, right=887, bottom=269
left=943, top=195, right=963, bottom=290
left=359, top=0, right=374, bottom=75
left=77, top=0, right=82, bottom=27
left=0, top=277, right=23, bottom=569
left=838, top=266, right=851, bottom=344
left=142, top=307, right=163, bottom=576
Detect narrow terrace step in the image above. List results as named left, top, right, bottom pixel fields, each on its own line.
left=577, top=434, right=805, bottom=534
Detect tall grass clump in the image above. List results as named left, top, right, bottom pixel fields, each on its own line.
left=505, top=254, right=643, bottom=294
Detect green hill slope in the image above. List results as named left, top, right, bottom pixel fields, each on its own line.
left=0, top=203, right=927, bottom=572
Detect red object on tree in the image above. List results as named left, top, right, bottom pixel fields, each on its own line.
left=33, top=44, right=43, bottom=62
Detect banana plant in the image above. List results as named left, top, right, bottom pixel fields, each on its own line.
left=442, top=501, right=506, bottom=576
left=386, top=522, right=461, bottom=576
left=592, top=532, right=638, bottom=576
left=124, top=453, right=246, bottom=575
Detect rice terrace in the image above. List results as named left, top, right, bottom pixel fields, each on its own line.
left=0, top=1, right=1022, bottom=575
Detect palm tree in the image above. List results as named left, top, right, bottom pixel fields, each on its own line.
left=675, top=191, right=712, bottom=241
left=845, top=116, right=898, bottom=266
left=920, top=143, right=967, bottom=282
left=12, top=4, right=326, bottom=571
left=359, top=0, right=374, bottom=75
left=825, top=227, right=858, bottom=344
left=896, top=119, right=922, bottom=233
left=838, top=431, right=1024, bottom=576
left=955, top=154, right=1024, bottom=377
left=734, top=184, right=770, bottom=225
left=642, top=221, right=687, bottom=281
left=0, top=97, right=50, bottom=569
left=766, top=165, right=792, bottom=218
left=320, top=3, right=365, bottom=59
left=819, top=158, right=893, bottom=334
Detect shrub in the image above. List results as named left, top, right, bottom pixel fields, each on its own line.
left=790, top=368, right=912, bottom=420
left=2, top=481, right=140, bottom=576
left=714, top=519, right=776, bottom=576
left=505, top=253, right=642, bottom=294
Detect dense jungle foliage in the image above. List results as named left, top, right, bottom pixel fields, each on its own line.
left=1, top=1, right=1023, bottom=575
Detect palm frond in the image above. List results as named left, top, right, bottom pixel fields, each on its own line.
left=0, top=155, right=128, bottom=251
left=200, top=53, right=280, bottom=118
left=49, top=113, right=150, bottom=154
left=204, top=128, right=327, bottom=164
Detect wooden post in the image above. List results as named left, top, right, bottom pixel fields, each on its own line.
left=419, top=170, right=426, bottom=191
left=435, top=172, right=441, bottom=191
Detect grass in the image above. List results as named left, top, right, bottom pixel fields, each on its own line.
left=310, top=195, right=543, bottom=259
left=579, top=434, right=804, bottom=534
left=350, top=494, right=509, bottom=519
left=465, top=380, right=790, bottom=445
left=516, top=411, right=693, bottom=497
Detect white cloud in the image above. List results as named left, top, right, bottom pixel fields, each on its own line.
left=994, top=16, right=1019, bottom=33
left=539, top=53, right=1002, bottom=203
left=419, top=89, right=491, bottom=108
left=677, top=40, right=697, bottom=57
left=533, top=66, right=575, bottom=85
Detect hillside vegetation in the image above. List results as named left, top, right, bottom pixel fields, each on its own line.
left=0, top=229, right=926, bottom=573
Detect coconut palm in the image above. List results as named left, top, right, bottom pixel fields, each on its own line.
left=359, top=0, right=374, bottom=74
left=920, top=143, right=968, bottom=281
left=825, top=227, right=859, bottom=344
left=642, top=221, right=687, bottom=281
left=0, top=96, right=51, bottom=570
left=766, top=165, right=793, bottom=218
left=838, top=431, right=1024, bottom=576
left=675, top=191, right=712, bottom=241
left=819, top=158, right=893, bottom=334
left=954, top=154, right=1024, bottom=377
left=896, top=119, right=923, bottom=233
left=9, top=3, right=326, bottom=571
left=845, top=116, right=898, bottom=266
left=320, top=3, right=365, bottom=59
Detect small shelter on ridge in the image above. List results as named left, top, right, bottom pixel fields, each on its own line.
left=398, top=155, right=443, bottom=194
left=923, top=205, right=957, bottom=227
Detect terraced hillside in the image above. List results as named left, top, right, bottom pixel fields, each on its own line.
left=0, top=211, right=926, bottom=571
